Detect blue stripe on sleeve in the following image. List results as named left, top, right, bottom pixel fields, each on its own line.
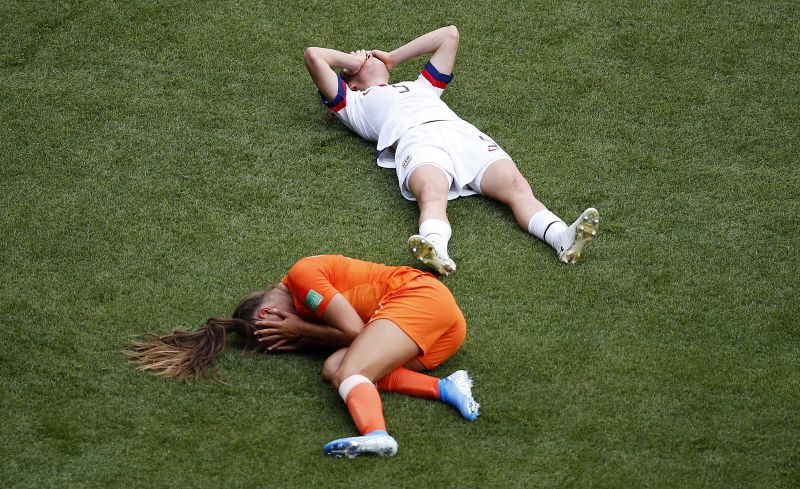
left=423, top=61, right=454, bottom=83
left=320, top=76, right=346, bottom=109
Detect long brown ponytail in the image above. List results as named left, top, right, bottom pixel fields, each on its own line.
left=125, top=290, right=269, bottom=381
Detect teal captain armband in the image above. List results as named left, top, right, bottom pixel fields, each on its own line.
left=305, top=290, right=324, bottom=311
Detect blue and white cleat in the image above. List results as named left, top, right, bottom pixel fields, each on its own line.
left=407, top=235, right=456, bottom=276
left=438, top=370, right=480, bottom=421
left=557, top=207, right=600, bottom=264
left=322, top=430, right=399, bottom=458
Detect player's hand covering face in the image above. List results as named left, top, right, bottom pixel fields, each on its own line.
left=254, top=307, right=307, bottom=351
left=345, top=54, right=389, bottom=91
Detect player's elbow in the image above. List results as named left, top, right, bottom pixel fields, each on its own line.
left=444, top=25, right=459, bottom=41
left=304, top=47, right=330, bottom=73
left=304, top=47, right=321, bottom=66
left=340, top=326, right=360, bottom=344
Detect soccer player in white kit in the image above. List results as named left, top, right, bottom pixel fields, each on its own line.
left=304, top=26, right=600, bottom=275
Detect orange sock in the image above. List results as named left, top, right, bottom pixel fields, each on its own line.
left=344, top=382, right=386, bottom=434
left=376, top=367, right=440, bottom=400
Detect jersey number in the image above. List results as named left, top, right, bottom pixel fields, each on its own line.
left=391, top=84, right=410, bottom=93
left=479, top=135, right=499, bottom=152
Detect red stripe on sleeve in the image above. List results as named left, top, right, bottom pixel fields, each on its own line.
left=422, top=69, right=448, bottom=89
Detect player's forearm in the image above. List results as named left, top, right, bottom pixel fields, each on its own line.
left=293, top=337, right=327, bottom=350
left=304, top=47, right=363, bottom=73
left=296, top=320, right=357, bottom=347
left=389, top=25, right=459, bottom=66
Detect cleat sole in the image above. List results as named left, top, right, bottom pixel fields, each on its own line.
left=323, top=432, right=398, bottom=458
left=407, top=235, right=456, bottom=275
left=559, top=208, right=600, bottom=265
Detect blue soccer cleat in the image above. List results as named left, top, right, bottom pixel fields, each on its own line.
left=322, top=430, right=399, bottom=458
left=438, top=370, right=480, bottom=421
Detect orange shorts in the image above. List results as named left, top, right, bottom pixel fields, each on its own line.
left=370, top=275, right=466, bottom=369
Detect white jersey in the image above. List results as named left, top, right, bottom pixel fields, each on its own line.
left=322, top=62, right=462, bottom=168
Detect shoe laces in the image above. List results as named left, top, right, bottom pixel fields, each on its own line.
left=448, top=371, right=474, bottom=397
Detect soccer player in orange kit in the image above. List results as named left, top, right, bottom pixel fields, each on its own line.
left=127, top=255, right=479, bottom=458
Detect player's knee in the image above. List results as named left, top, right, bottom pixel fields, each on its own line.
left=330, top=369, right=348, bottom=389
left=409, top=165, right=449, bottom=202
left=321, top=362, right=334, bottom=384
left=331, top=364, right=369, bottom=389
left=507, top=173, right=533, bottom=198
left=322, top=348, right=349, bottom=383
left=321, top=357, right=339, bottom=384
left=414, top=180, right=448, bottom=204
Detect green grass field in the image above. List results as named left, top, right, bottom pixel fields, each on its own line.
left=2, top=1, right=798, bottom=487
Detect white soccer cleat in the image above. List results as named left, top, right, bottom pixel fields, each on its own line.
left=322, top=430, right=399, bottom=458
left=557, top=207, right=600, bottom=265
left=438, top=370, right=480, bottom=421
left=407, top=235, right=456, bottom=276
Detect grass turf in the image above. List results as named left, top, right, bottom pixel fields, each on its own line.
left=1, top=0, right=798, bottom=487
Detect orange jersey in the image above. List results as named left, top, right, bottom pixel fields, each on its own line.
left=281, top=255, right=466, bottom=369
left=281, top=255, right=432, bottom=322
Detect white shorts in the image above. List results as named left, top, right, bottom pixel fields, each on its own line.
left=393, top=120, right=511, bottom=201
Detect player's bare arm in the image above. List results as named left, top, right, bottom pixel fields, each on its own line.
left=303, top=47, right=369, bottom=100
left=373, top=25, right=459, bottom=74
left=320, top=294, right=366, bottom=341
left=254, top=308, right=349, bottom=350
left=254, top=293, right=364, bottom=349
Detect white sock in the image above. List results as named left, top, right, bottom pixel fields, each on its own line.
left=527, top=210, right=567, bottom=250
left=419, top=219, right=452, bottom=258
left=338, top=374, right=373, bottom=401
